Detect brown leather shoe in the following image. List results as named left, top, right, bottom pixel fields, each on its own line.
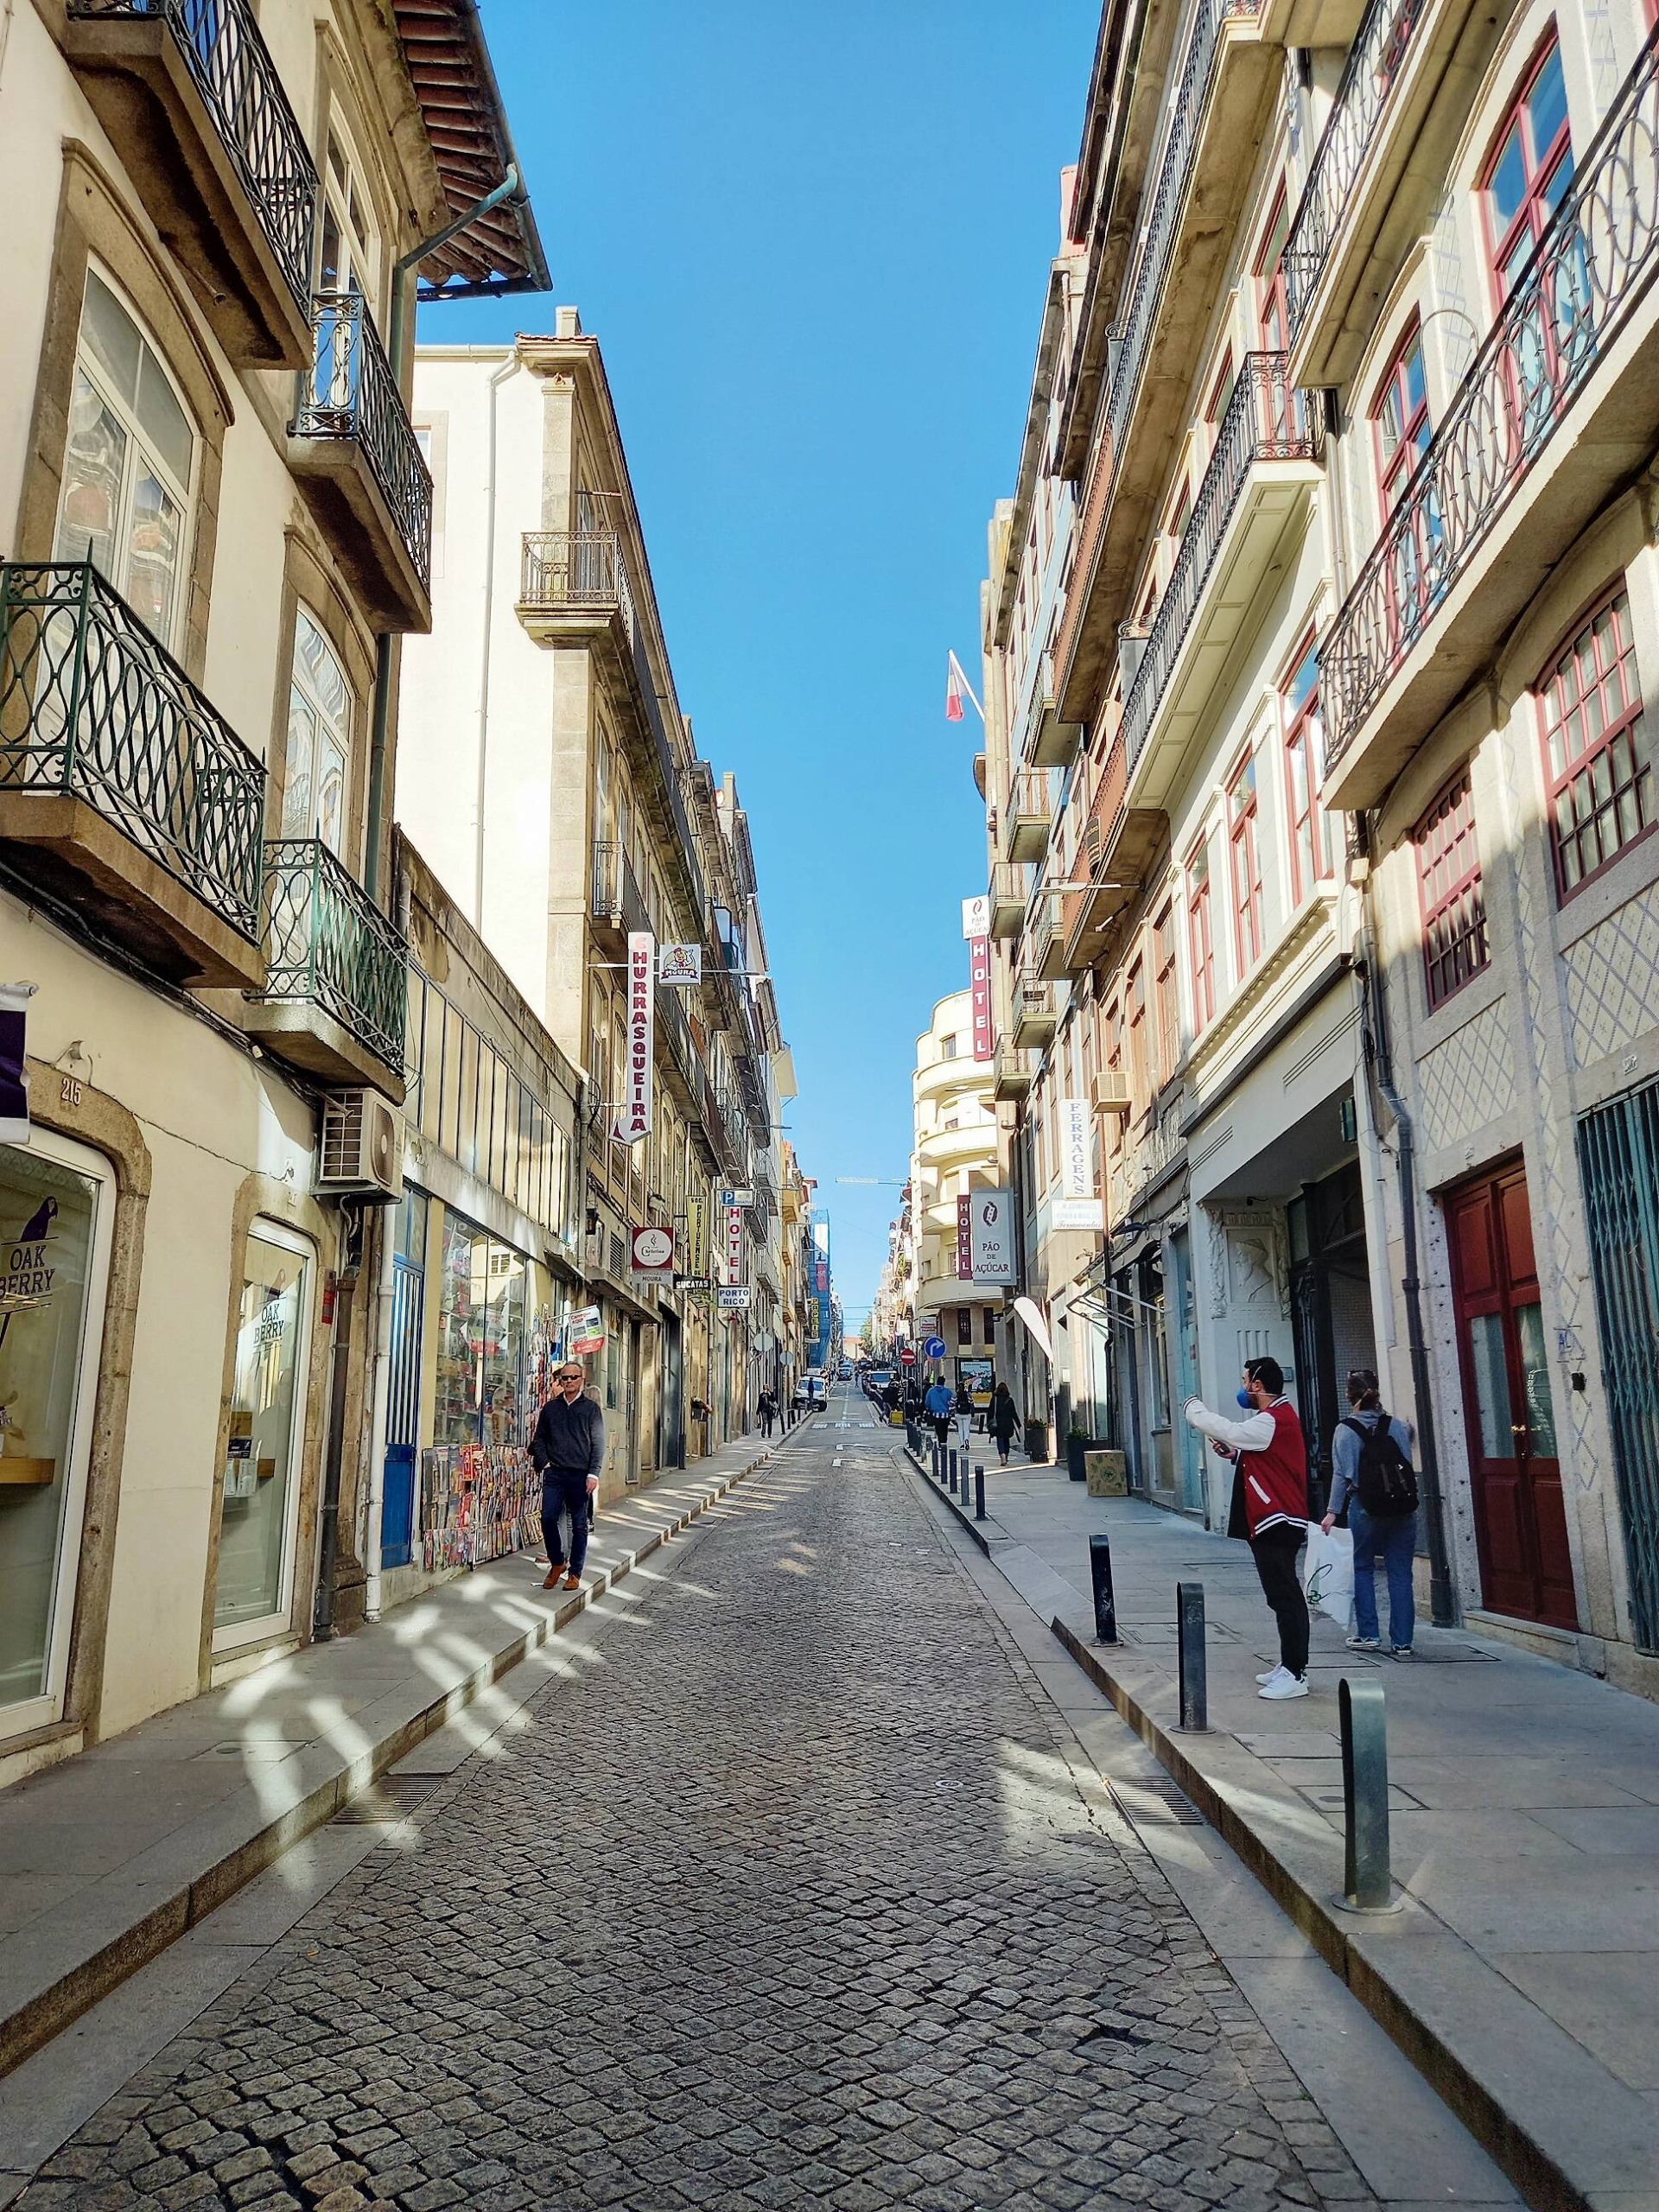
left=542, top=1568, right=564, bottom=1590
left=563, top=1573, right=582, bottom=1591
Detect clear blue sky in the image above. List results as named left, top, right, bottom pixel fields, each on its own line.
left=419, top=1, right=1097, bottom=1324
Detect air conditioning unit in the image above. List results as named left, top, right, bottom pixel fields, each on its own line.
left=1092, top=1068, right=1131, bottom=1115
left=317, top=1091, right=404, bottom=1201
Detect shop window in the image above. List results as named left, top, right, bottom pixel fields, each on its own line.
left=1187, top=838, right=1217, bottom=1033
left=215, top=1223, right=313, bottom=1641
left=1229, top=755, right=1264, bottom=973
left=53, top=267, right=196, bottom=647
left=1541, top=588, right=1652, bottom=897
left=283, top=609, right=354, bottom=854
left=0, top=1141, right=107, bottom=1725
left=433, top=1213, right=526, bottom=1449
left=1415, top=772, right=1490, bottom=1006
left=1282, top=639, right=1332, bottom=902
left=1482, top=35, right=1573, bottom=303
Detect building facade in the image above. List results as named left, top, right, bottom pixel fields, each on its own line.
left=981, top=0, right=1659, bottom=1692
left=0, top=0, right=544, bottom=1777
left=397, top=321, right=796, bottom=1486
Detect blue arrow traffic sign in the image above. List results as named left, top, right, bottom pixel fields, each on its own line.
left=923, top=1336, right=947, bottom=1360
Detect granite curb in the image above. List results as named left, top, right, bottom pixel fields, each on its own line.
left=0, top=1419, right=811, bottom=2080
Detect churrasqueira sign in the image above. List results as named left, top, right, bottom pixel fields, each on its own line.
left=615, top=932, right=654, bottom=1144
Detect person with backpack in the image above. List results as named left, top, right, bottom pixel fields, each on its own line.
left=952, top=1381, right=976, bottom=1456
left=1322, top=1367, right=1419, bottom=1657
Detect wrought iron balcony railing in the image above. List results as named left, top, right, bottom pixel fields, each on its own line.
left=1282, top=0, right=1425, bottom=338
left=1322, top=28, right=1659, bottom=766
left=257, top=837, right=407, bottom=1074
left=1124, top=357, right=1321, bottom=777
left=292, top=292, right=432, bottom=592
left=1103, top=0, right=1260, bottom=481
left=589, top=836, right=650, bottom=938
left=0, top=561, right=264, bottom=939
left=67, top=0, right=318, bottom=321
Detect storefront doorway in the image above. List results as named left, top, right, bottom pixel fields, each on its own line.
left=0, top=1133, right=112, bottom=1738
left=214, top=1220, right=315, bottom=1649
left=1445, top=1161, right=1574, bottom=1630
left=1287, top=1160, right=1376, bottom=1509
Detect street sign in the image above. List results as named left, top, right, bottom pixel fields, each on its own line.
left=631, top=1224, right=675, bottom=1278
left=923, top=1335, right=947, bottom=1360
left=899, top=1348, right=917, bottom=1365
left=569, top=1304, right=605, bottom=1354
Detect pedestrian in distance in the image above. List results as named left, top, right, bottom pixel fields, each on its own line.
left=1322, top=1367, right=1419, bottom=1657
left=953, top=1381, right=975, bottom=1457
left=1183, top=1357, right=1312, bottom=1700
left=758, top=1388, right=777, bottom=1439
left=991, top=1382, right=1018, bottom=1467
left=924, top=1375, right=953, bottom=1445
left=529, top=1359, right=605, bottom=1592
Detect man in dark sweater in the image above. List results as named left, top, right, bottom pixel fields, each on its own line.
left=529, top=1361, right=606, bottom=1591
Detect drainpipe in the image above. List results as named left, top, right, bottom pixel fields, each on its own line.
left=363, top=163, right=527, bottom=906
left=474, top=353, right=518, bottom=928
left=1355, top=911, right=1457, bottom=1627
left=362, top=869, right=413, bottom=1621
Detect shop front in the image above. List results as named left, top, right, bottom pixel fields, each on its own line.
left=213, top=1218, right=315, bottom=1654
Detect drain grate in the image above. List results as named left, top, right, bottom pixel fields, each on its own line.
left=335, top=1774, right=443, bottom=1822
left=1110, top=1770, right=1204, bottom=1827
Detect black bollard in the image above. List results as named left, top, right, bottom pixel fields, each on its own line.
left=974, top=1464, right=986, bottom=1521
left=1177, top=1581, right=1207, bottom=1731
left=948, top=1447, right=958, bottom=1493
left=1089, top=1533, right=1117, bottom=1643
left=931, top=1435, right=942, bottom=1481
left=1338, top=1677, right=1395, bottom=1910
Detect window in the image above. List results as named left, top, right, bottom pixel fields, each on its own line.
left=1154, top=906, right=1179, bottom=1081
left=1541, top=589, right=1652, bottom=896
left=54, top=269, right=195, bottom=645
left=1281, top=639, right=1332, bottom=901
left=1126, top=959, right=1147, bottom=1109
left=1415, top=772, right=1489, bottom=1006
left=938, top=1034, right=957, bottom=1059
left=283, top=611, right=354, bottom=853
left=321, top=126, right=376, bottom=299
left=1187, top=840, right=1217, bottom=1033
left=1229, top=756, right=1264, bottom=972
left=1103, top=1000, right=1124, bottom=1154
left=1255, top=188, right=1290, bottom=352
left=957, top=1306, right=972, bottom=1346
left=983, top=1308, right=996, bottom=1346
left=1483, top=37, right=1573, bottom=302
left=1374, top=324, right=1432, bottom=517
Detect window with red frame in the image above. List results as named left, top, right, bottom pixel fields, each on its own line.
left=1187, top=842, right=1217, bottom=1033
left=1229, top=755, right=1264, bottom=971
left=1483, top=36, right=1573, bottom=302
left=1103, top=999, right=1125, bottom=1152
left=1541, top=588, right=1652, bottom=896
left=1154, top=905, right=1179, bottom=1081
left=1374, top=323, right=1432, bottom=516
left=1255, top=188, right=1290, bottom=351
left=1415, top=773, right=1489, bottom=1007
left=1282, top=639, right=1332, bottom=901
left=1127, top=959, right=1147, bottom=1109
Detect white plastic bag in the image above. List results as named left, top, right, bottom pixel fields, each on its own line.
left=1301, top=1522, right=1354, bottom=1625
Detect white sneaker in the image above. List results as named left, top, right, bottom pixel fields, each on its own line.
left=1255, top=1666, right=1283, bottom=1687
left=1344, top=1635, right=1382, bottom=1652
left=1259, top=1671, right=1310, bottom=1700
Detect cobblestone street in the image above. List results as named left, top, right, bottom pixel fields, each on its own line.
left=21, top=1409, right=1377, bottom=2212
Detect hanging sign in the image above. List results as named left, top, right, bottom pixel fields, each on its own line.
left=614, top=932, right=655, bottom=1143
left=631, top=1225, right=675, bottom=1281
left=957, top=1194, right=973, bottom=1278
left=658, top=944, right=702, bottom=985
left=569, top=1304, right=606, bottom=1355
left=969, top=934, right=993, bottom=1062
left=1059, top=1097, right=1092, bottom=1199
left=724, top=1201, right=745, bottom=1286
left=0, top=985, right=35, bottom=1144
left=1053, top=1197, right=1104, bottom=1230
left=961, top=895, right=989, bottom=940
left=685, top=1191, right=709, bottom=1274
left=718, top=1284, right=753, bottom=1310
left=969, top=1189, right=1016, bottom=1284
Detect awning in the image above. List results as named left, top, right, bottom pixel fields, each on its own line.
left=391, top=0, right=551, bottom=299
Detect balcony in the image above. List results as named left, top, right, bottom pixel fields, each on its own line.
left=0, top=562, right=264, bottom=986
left=1284, top=0, right=1516, bottom=390
left=1123, top=357, right=1323, bottom=810
left=1027, top=892, right=1072, bottom=984
left=589, top=837, right=649, bottom=953
left=1056, top=0, right=1281, bottom=724
left=1001, top=768, right=1052, bottom=862
left=289, top=295, right=433, bottom=633
left=992, top=1039, right=1033, bottom=1101
left=654, top=979, right=704, bottom=1123
left=701, top=1071, right=747, bottom=1181
left=1011, top=973, right=1056, bottom=1050
left=518, top=531, right=703, bottom=912
left=61, top=0, right=317, bottom=368
left=244, top=839, right=406, bottom=1096
left=1027, top=668, right=1084, bottom=770
left=1324, top=29, right=1659, bottom=808
left=988, top=861, right=1027, bottom=941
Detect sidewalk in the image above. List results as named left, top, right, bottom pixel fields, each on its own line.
left=0, top=1420, right=809, bottom=2078
left=909, top=1451, right=1659, bottom=2212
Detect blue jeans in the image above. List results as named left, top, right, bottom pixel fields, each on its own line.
left=1351, top=1503, right=1417, bottom=1649
left=540, top=1470, right=592, bottom=1576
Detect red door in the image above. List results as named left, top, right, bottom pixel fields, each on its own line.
left=1446, top=1163, right=1576, bottom=1628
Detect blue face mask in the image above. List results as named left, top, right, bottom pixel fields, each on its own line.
left=1236, top=1388, right=1255, bottom=1409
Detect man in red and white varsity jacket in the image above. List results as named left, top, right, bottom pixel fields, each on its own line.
left=1183, top=1356, right=1312, bottom=1700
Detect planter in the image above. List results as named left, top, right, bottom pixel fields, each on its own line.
left=1067, top=1433, right=1111, bottom=1482
left=1024, top=1417, right=1048, bottom=1465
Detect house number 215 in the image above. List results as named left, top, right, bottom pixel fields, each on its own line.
left=60, top=1075, right=82, bottom=1107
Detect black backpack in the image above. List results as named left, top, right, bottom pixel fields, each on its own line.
left=1341, top=1413, right=1419, bottom=1516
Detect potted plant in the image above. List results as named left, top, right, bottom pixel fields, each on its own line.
left=1066, top=1423, right=1090, bottom=1481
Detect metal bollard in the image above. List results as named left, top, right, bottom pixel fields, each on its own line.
left=1338, top=1677, right=1398, bottom=1911
left=974, top=1464, right=986, bottom=1521
left=1089, top=1533, right=1117, bottom=1643
left=931, top=1435, right=941, bottom=1481
left=1177, top=1581, right=1207, bottom=1731
left=948, top=1447, right=958, bottom=1493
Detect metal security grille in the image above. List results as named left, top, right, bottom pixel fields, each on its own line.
left=1576, top=1083, right=1659, bottom=1650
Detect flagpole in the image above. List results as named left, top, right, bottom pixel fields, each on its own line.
left=947, top=651, right=985, bottom=724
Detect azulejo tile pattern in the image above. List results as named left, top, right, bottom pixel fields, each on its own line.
left=23, top=1442, right=1374, bottom=2210
left=1562, top=878, right=1659, bottom=1070
left=1417, top=998, right=1516, bottom=1152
